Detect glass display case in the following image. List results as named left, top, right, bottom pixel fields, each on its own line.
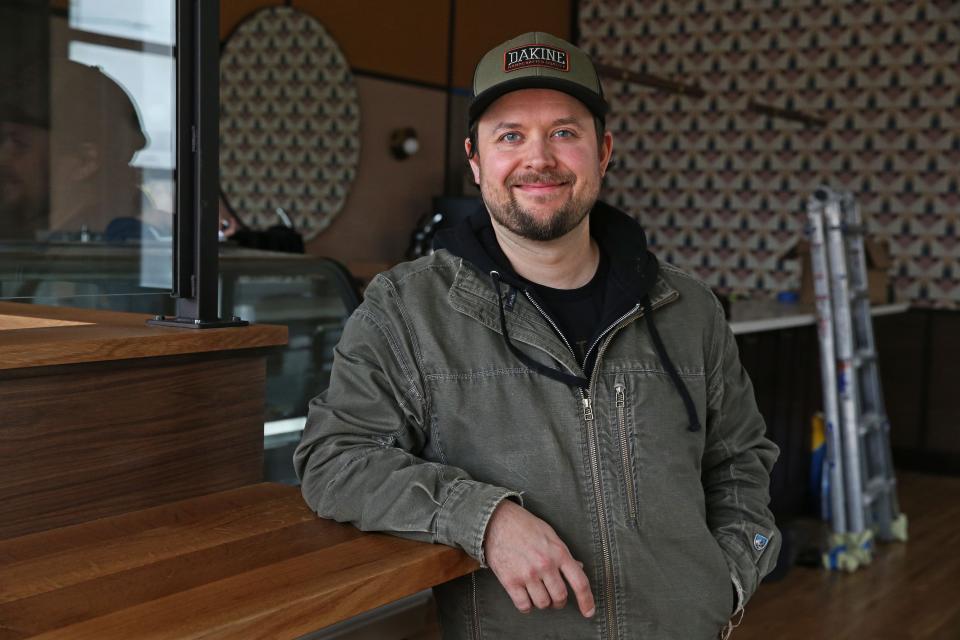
left=221, top=249, right=361, bottom=485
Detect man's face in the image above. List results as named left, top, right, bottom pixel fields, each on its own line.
left=0, top=120, right=49, bottom=239
left=466, top=88, right=612, bottom=242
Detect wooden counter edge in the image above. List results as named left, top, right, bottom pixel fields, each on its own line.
left=0, top=483, right=480, bottom=640
left=0, top=302, right=288, bottom=370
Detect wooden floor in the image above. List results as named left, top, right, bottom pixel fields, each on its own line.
left=735, top=471, right=960, bottom=640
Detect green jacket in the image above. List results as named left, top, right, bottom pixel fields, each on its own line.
left=295, top=207, right=780, bottom=640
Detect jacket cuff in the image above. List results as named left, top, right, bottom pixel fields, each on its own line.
left=715, top=527, right=777, bottom=605
left=436, top=478, right=522, bottom=566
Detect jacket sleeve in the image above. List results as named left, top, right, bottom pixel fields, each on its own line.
left=701, top=300, right=781, bottom=616
left=293, top=276, right=521, bottom=566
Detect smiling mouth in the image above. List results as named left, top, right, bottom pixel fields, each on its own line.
left=512, top=182, right=568, bottom=192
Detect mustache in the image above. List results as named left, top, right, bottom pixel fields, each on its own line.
left=506, top=170, right=574, bottom=187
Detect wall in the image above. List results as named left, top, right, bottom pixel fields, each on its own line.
left=221, top=0, right=572, bottom=268
left=578, top=0, right=959, bottom=308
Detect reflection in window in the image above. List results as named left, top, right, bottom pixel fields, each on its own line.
left=46, top=58, right=155, bottom=240
left=0, top=1, right=174, bottom=310
left=69, top=43, right=174, bottom=171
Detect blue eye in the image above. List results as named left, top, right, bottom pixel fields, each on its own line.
left=553, top=129, right=574, bottom=138
left=499, top=132, right=520, bottom=143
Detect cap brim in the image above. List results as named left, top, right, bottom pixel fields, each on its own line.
left=468, top=76, right=609, bottom=126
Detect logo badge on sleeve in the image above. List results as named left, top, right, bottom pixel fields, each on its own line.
left=753, top=533, right=770, bottom=552
left=503, top=44, right=569, bottom=72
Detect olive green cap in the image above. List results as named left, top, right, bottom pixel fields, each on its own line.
left=469, top=31, right=608, bottom=127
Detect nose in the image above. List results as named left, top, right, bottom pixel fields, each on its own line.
left=523, top=134, right=556, bottom=172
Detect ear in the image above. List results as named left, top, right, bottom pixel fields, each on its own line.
left=598, top=131, right=613, bottom=178
left=465, top=137, right=480, bottom=185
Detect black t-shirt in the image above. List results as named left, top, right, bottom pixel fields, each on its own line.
left=529, top=253, right=608, bottom=366
left=479, top=226, right=608, bottom=369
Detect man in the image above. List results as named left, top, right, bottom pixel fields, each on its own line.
left=295, top=32, right=780, bottom=640
left=0, top=59, right=152, bottom=242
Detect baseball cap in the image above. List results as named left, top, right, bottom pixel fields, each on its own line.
left=1, top=59, right=147, bottom=160
left=469, top=31, right=609, bottom=127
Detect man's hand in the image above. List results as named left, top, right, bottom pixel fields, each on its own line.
left=483, top=499, right=596, bottom=618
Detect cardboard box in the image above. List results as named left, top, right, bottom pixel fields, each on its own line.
left=788, top=238, right=892, bottom=305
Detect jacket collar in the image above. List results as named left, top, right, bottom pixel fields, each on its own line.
left=436, top=199, right=669, bottom=330
left=435, top=200, right=659, bottom=302
left=447, top=254, right=679, bottom=326
left=444, top=250, right=680, bottom=376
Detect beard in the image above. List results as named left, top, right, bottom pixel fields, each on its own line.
left=480, top=168, right=596, bottom=242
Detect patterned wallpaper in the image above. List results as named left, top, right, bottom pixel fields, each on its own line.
left=220, top=7, right=361, bottom=240
left=578, top=0, right=959, bottom=307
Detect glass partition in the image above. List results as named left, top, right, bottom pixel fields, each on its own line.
left=0, top=1, right=175, bottom=314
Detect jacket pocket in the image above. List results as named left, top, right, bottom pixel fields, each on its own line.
left=614, top=376, right=640, bottom=529
left=707, top=531, right=736, bottom=628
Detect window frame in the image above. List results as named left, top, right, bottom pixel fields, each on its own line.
left=153, top=0, right=241, bottom=328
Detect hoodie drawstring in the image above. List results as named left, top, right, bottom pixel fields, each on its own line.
left=492, top=272, right=701, bottom=433
left=492, top=273, right=700, bottom=432
left=641, top=295, right=702, bottom=432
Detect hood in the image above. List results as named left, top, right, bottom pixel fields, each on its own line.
left=434, top=200, right=660, bottom=309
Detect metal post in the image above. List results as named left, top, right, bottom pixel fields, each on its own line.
left=150, top=0, right=245, bottom=329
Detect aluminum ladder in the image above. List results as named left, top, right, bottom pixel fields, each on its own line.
left=806, top=187, right=908, bottom=572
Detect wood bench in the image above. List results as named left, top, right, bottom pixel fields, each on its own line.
left=0, top=483, right=478, bottom=639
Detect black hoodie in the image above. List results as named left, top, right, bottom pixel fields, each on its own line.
left=434, top=200, right=702, bottom=432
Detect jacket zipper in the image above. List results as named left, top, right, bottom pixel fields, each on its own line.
left=523, top=293, right=639, bottom=640
left=578, top=390, right=616, bottom=639
left=522, top=291, right=580, bottom=360
left=581, top=305, right=641, bottom=373
left=579, top=319, right=639, bottom=640
left=520, top=289, right=678, bottom=640
left=615, top=384, right=638, bottom=524
left=471, top=572, right=481, bottom=639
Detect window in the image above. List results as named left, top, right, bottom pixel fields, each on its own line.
left=0, top=0, right=218, bottom=320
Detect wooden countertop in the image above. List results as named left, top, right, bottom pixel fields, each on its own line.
left=0, top=483, right=479, bottom=639
left=0, top=302, right=288, bottom=370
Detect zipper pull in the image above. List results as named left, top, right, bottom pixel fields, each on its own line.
left=582, top=397, right=595, bottom=422
left=615, top=385, right=625, bottom=408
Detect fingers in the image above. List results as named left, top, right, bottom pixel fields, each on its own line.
left=541, top=570, right=569, bottom=609
left=503, top=582, right=533, bottom=614
left=526, top=578, right=553, bottom=610
left=503, top=562, right=592, bottom=617
left=561, top=560, right=596, bottom=618
left=483, top=503, right=595, bottom=617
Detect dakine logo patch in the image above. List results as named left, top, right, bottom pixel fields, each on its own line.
left=503, top=44, right=569, bottom=72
